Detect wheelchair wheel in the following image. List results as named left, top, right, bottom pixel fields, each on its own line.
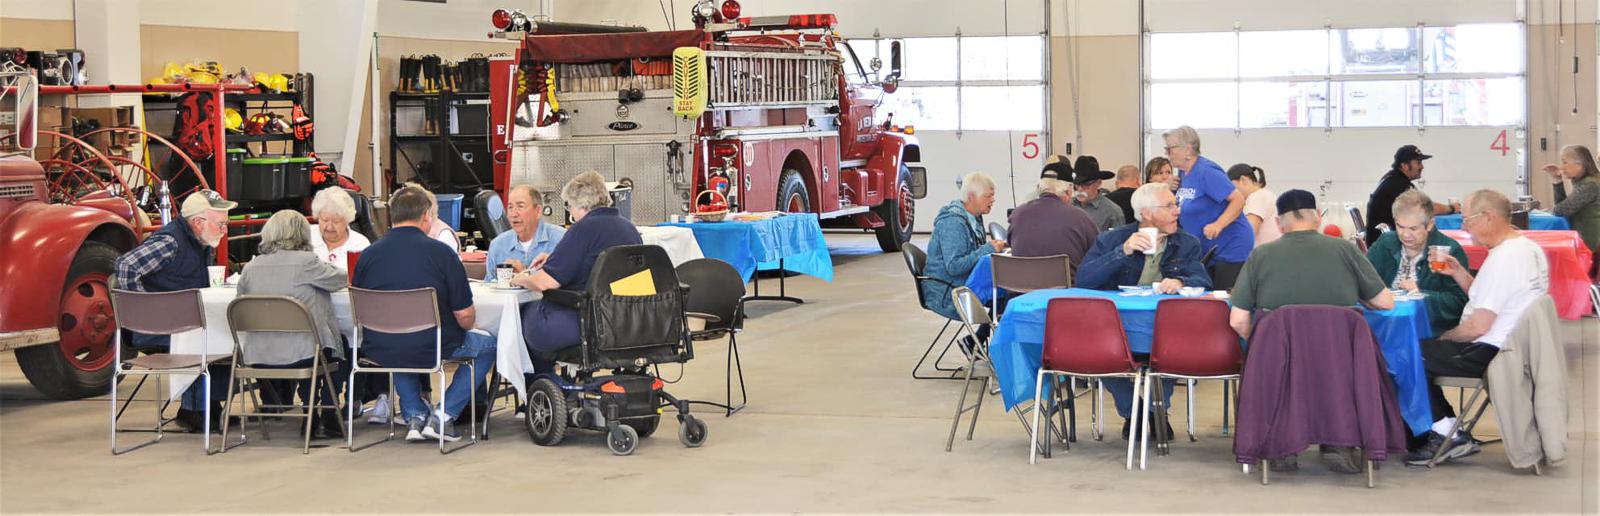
left=678, top=414, right=708, bottom=448
left=526, top=378, right=568, bottom=446
left=607, top=424, right=639, bottom=456
left=624, top=415, right=660, bottom=438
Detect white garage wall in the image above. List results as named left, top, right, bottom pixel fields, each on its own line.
left=140, top=0, right=298, bottom=31
left=556, top=0, right=1047, bottom=37
left=378, top=0, right=549, bottom=40
left=1151, top=127, right=1525, bottom=209
left=1, top=0, right=73, bottom=20
left=913, top=130, right=1044, bottom=232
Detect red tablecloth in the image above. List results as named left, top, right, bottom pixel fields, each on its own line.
left=1441, top=230, right=1594, bottom=320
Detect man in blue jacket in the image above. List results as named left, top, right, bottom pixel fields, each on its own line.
left=1077, top=183, right=1212, bottom=439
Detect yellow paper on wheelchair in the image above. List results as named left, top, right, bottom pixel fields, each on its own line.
left=609, top=270, right=657, bottom=296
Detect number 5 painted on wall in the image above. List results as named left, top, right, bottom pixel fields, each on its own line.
left=1489, top=129, right=1510, bottom=157
left=1021, top=133, right=1040, bottom=160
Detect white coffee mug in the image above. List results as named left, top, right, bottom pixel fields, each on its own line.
left=1138, top=227, right=1160, bottom=252
left=207, top=266, right=225, bottom=287
left=495, top=266, right=514, bottom=289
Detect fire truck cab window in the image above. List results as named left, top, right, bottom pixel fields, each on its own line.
left=839, top=41, right=870, bottom=85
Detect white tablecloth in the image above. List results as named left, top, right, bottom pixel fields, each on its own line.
left=168, top=283, right=541, bottom=400
left=637, top=226, right=704, bottom=266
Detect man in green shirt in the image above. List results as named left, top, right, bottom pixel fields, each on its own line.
left=1227, top=189, right=1396, bottom=474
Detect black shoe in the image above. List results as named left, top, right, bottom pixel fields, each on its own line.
left=174, top=408, right=204, bottom=433
left=1319, top=445, right=1364, bottom=474
left=1269, top=455, right=1300, bottom=472
left=312, top=409, right=346, bottom=440
left=1120, top=415, right=1176, bottom=442
left=174, top=407, right=237, bottom=434
left=1406, top=431, right=1478, bottom=466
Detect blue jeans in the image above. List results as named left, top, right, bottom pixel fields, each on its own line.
left=391, top=330, right=496, bottom=422
left=1102, top=377, right=1176, bottom=419
left=129, top=332, right=229, bottom=411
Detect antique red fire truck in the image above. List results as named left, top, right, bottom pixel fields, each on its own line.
left=486, top=0, right=925, bottom=252
left=0, top=73, right=140, bottom=399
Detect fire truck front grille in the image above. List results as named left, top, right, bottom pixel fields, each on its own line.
left=0, top=184, right=36, bottom=199
left=510, top=142, right=681, bottom=225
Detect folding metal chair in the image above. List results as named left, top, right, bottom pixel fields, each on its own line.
left=1423, top=375, right=1508, bottom=470
left=345, top=287, right=479, bottom=454
left=108, top=288, right=230, bottom=455
left=1032, top=297, right=1144, bottom=468
left=678, top=258, right=750, bottom=416
left=1140, top=298, right=1242, bottom=469
left=901, top=242, right=964, bottom=380
left=945, top=287, right=993, bottom=451
left=988, top=253, right=1072, bottom=318
left=217, top=295, right=348, bottom=454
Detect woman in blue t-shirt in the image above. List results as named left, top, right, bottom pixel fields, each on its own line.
left=1161, top=125, right=1255, bottom=290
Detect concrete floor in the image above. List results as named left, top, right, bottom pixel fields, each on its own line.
left=2, top=233, right=1596, bottom=513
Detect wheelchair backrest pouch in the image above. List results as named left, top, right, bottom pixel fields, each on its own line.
left=593, top=291, right=684, bottom=351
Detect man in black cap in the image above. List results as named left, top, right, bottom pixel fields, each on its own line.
left=1365, top=145, right=1459, bottom=246
left=1071, top=155, right=1125, bottom=232
left=1229, top=189, right=1395, bottom=473
left=1007, top=156, right=1099, bottom=269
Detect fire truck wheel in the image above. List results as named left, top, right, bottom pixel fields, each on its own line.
left=873, top=165, right=915, bottom=253
left=16, top=241, right=121, bottom=400
left=777, top=170, right=810, bottom=214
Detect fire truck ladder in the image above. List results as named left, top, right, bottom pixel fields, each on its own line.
left=703, top=50, right=839, bottom=110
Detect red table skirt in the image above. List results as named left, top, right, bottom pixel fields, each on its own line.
left=1442, top=230, right=1594, bottom=320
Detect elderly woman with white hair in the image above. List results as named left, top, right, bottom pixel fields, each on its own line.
left=511, top=171, right=643, bottom=369
left=239, top=209, right=350, bottom=439
left=922, top=172, right=1006, bottom=321
left=309, top=187, right=371, bottom=270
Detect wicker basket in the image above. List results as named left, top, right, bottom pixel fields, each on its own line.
left=693, top=189, right=730, bottom=222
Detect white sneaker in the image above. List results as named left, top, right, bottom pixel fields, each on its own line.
left=366, top=394, right=392, bottom=425
left=404, top=417, right=426, bottom=441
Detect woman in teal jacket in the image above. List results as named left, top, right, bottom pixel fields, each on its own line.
left=1365, top=190, right=1469, bottom=336
left=921, top=172, right=1005, bottom=320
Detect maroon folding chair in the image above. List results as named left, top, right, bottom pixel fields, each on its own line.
left=1033, top=297, right=1144, bottom=469
left=1141, top=297, right=1243, bottom=468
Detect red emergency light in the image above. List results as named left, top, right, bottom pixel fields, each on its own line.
left=711, top=142, right=740, bottom=158
left=720, top=0, right=741, bottom=21
left=734, top=13, right=837, bottom=29
left=491, top=9, right=514, bottom=30
left=787, top=14, right=836, bottom=28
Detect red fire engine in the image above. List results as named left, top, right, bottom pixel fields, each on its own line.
left=486, top=0, right=925, bottom=252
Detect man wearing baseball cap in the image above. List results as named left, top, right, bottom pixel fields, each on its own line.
left=1007, top=157, right=1099, bottom=269
left=1070, top=155, right=1125, bottom=232
left=113, top=188, right=237, bottom=432
left=1228, top=189, right=1395, bottom=473
left=1365, top=145, right=1458, bottom=246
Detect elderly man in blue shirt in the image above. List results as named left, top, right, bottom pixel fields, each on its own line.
left=484, top=184, right=566, bottom=281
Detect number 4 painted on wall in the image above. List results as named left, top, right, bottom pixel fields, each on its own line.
left=1489, top=130, right=1510, bottom=157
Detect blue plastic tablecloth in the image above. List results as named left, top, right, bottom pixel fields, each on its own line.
left=659, top=213, right=833, bottom=283
left=988, top=289, right=1434, bottom=435
left=965, top=255, right=996, bottom=303
left=1436, top=213, right=1569, bottom=230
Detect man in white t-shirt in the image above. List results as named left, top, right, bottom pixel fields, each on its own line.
left=1406, top=189, right=1549, bottom=466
